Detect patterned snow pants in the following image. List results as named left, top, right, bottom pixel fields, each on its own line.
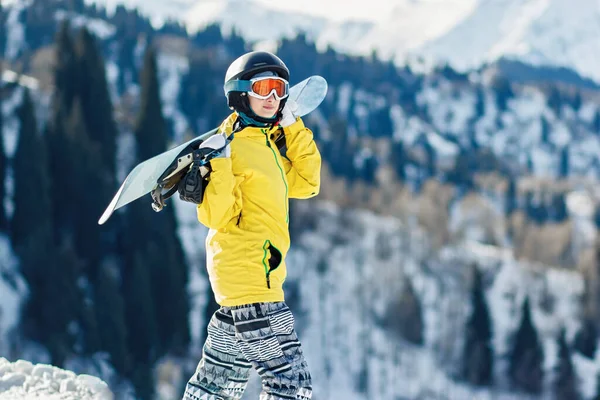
left=183, top=301, right=312, bottom=400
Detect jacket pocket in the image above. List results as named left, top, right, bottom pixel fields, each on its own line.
left=262, top=240, right=282, bottom=289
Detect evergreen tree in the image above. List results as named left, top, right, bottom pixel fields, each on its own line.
left=387, top=277, right=423, bottom=345
left=125, top=46, right=190, bottom=357
left=473, top=86, right=485, bottom=119
left=135, top=46, right=168, bottom=159
left=325, top=116, right=355, bottom=180
left=505, top=177, right=517, bottom=217
left=525, top=191, right=547, bottom=224
left=20, top=238, right=83, bottom=366
left=369, top=107, right=393, bottom=138
left=67, top=98, right=104, bottom=276
left=593, top=110, right=600, bottom=134
left=74, top=27, right=118, bottom=181
left=550, top=193, right=568, bottom=223
left=124, top=251, right=158, bottom=399
left=11, top=89, right=48, bottom=251
left=541, top=116, right=551, bottom=144
left=571, top=91, right=582, bottom=112
left=44, top=21, right=113, bottom=361
left=547, top=87, right=562, bottom=117
left=94, top=264, right=129, bottom=374
left=423, top=136, right=436, bottom=179
left=462, top=264, right=493, bottom=386
left=447, top=147, right=474, bottom=189
left=46, top=20, right=80, bottom=240
left=66, top=0, right=86, bottom=13
left=391, top=140, right=407, bottom=182
left=22, top=0, right=57, bottom=51
left=554, top=328, right=580, bottom=400
left=52, top=20, right=79, bottom=114
left=559, top=146, right=569, bottom=178
left=508, top=297, right=544, bottom=394
left=360, top=154, right=378, bottom=185
left=490, top=75, right=513, bottom=111
left=0, top=65, right=7, bottom=231
left=12, top=89, right=83, bottom=366
left=573, top=317, right=597, bottom=359
left=55, top=242, right=94, bottom=356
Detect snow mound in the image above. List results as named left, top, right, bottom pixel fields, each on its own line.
left=0, top=358, right=113, bottom=400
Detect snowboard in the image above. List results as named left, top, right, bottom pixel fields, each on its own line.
left=98, top=75, right=328, bottom=225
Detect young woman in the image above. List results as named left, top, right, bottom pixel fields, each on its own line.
left=181, top=51, right=320, bottom=400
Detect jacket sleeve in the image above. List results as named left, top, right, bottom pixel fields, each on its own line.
left=196, top=157, right=243, bottom=230
left=280, top=117, right=321, bottom=199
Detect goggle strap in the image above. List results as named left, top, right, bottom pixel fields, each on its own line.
left=224, top=80, right=252, bottom=95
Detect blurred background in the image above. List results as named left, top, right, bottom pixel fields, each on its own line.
left=1, top=0, right=600, bottom=399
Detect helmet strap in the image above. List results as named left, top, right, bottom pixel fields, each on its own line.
left=237, top=111, right=274, bottom=128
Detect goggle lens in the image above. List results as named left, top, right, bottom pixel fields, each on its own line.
left=250, top=78, right=288, bottom=99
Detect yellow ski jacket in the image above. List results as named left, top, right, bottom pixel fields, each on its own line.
left=197, top=113, right=321, bottom=306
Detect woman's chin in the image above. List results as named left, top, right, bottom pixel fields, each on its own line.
left=259, top=111, right=277, bottom=119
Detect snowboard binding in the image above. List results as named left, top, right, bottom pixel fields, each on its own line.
left=151, top=138, right=211, bottom=212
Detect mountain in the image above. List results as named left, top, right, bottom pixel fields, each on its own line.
left=88, top=0, right=600, bottom=83
left=2, top=1, right=600, bottom=399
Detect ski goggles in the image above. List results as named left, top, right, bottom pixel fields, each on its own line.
left=224, top=76, right=289, bottom=100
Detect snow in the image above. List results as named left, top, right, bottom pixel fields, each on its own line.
left=578, top=103, right=598, bottom=124
left=530, top=146, right=556, bottom=177
left=1, top=85, right=23, bottom=220
left=1, top=71, right=39, bottom=91
left=3, top=0, right=27, bottom=60
left=426, top=131, right=459, bottom=159
left=331, top=0, right=479, bottom=62
left=0, top=236, right=25, bottom=357
left=54, top=10, right=117, bottom=40
left=2, top=1, right=600, bottom=397
left=550, top=121, right=571, bottom=148
left=510, top=88, right=547, bottom=122
left=336, top=82, right=353, bottom=118
left=156, top=52, right=190, bottom=144
left=0, top=358, right=113, bottom=399
left=184, top=1, right=327, bottom=41
left=574, top=353, right=600, bottom=399
left=85, top=0, right=600, bottom=82
left=567, top=190, right=595, bottom=219
left=265, top=202, right=598, bottom=399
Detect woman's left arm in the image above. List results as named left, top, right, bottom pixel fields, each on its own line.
left=280, top=117, right=321, bottom=199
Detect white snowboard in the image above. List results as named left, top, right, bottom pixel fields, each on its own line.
left=98, top=75, right=328, bottom=225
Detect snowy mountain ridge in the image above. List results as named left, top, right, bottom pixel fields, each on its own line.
left=1, top=2, right=600, bottom=398
left=85, top=0, right=600, bottom=83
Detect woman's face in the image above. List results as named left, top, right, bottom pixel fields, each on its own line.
left=248, top=94, right=280, bottom=119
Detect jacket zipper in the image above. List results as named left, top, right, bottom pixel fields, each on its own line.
left=263, top=130, right=289, bottom=223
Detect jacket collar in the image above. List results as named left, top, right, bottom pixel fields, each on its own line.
left=219, top=113, right=280, bottom=138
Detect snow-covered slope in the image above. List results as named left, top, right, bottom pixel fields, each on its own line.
left=87, top=0, right=600, bottom=82
left=419, top=0, right=600, bottom=83
left=0, top=358, right=113, bottom=400
left=169, top=198, right=599, bottom=399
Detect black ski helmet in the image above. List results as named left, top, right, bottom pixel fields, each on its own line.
left=224, top=51, right=290, bottom=123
